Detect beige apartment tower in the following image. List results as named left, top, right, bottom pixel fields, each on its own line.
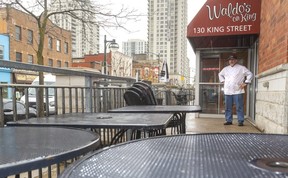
left=148, top=0, right=188, bottom=85
left=49, top=0, right=100, bottom=58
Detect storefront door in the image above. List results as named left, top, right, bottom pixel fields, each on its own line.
left=198, top=49, right=252, bottom=117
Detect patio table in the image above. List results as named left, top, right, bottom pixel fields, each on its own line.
left=60, top=133, right=288, bottom=178
left=7, top=112, right=173, bottom=146
left=109, top=105, right=202, bottom=134
left=0, top=126, right=99, bottom=178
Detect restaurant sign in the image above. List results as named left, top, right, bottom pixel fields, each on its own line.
left=15, top=74, right=37, bottom=83
left=187, top=0, right=261, bottom=37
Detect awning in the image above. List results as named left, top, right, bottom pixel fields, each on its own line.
left=187, top=0, right=261, bottom=50
left=12, top=69, right=38, bottom=84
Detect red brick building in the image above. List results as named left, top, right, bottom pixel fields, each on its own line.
left=187, top=0, right=288, bottom=133
left=0, top=7, right=72, bottom=83
left=72, top=53, right=112, bottom=74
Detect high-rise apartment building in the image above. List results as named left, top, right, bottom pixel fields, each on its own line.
left=122, top=39, right=148, bottom=57
left=148, top=0, right=188, bottom=85
left=49, top=0, right=99, bottom=58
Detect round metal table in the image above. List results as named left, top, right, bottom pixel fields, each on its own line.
left=0, top=126, right=100, bottom=177
left=60, top=133, right=288, bottom=178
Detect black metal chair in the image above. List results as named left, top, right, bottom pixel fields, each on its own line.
left=133, top=82, right=157, bottom=105
left=133, top=84, right=155, bottom=105
left=123, top=83, right=166, bottom=138
left=123, top=90, right=144, bottom=106
left=124, top=82, right=182, bottom=135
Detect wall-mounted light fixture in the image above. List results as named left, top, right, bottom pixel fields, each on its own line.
left=263, top=81, right=269, bottom=88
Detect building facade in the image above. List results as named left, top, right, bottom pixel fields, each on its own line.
left=133, top=59, right=159, bottom=83
left=0, top=34, right=11, bottom=98
left=111, top=51, right=132, bottom=77
left=148, top=0, right=188, bottom=86
left=49, top=0, right=100, bottom=58
left=255, top=0, right=288, bottom=134
left=187, top=0, right=288, bottom=134
left=72, top=51, right=132, bottom=78
left=0, top=7, right=72, bottom=84
left=122, top=39, right=148, bottom=57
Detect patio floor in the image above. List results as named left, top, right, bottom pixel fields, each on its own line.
left=186, top=113, right=262, bottom=134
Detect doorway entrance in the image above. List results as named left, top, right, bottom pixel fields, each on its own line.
left=197, top=48, right=256, bottom=121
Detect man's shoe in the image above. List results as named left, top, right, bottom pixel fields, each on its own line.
left=238, top=123, right=244, bottom=126
left=224, top=122, right=232, bottom=125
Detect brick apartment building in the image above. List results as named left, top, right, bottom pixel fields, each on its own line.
left=0, top=7, right=72, bottom=84
left=72, top=53, right=111, bottom=74
left=187, top=0, right=288, bottom=134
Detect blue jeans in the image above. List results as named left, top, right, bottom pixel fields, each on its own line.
left=224, top=94, right=244, bottom=123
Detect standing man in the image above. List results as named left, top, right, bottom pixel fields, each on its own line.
left=218, top=55, right=253, bottom=126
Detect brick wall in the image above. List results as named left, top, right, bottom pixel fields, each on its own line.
left=0, top=7, right=72, bottom=67
left=256, top=0, right=288, bottom=134
left=258, top=0, right=288, bottom=73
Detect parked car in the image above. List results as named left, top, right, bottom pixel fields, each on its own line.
left=20, top=74, right=56, bottom=115
left=3, top=99, right=37, bottom=124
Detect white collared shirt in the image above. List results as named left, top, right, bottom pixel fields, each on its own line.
left=218, top=64, right=253, bottom=95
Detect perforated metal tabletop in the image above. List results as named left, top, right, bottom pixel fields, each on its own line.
left=108, top=105, right=202, bottom=113
left=0, top=127, right=100, bottom=177
left=7, top=113, right=173, bottom=146
left=60, top=133, right=288, bottom=178
left=7, top=112, right=173, bottom=129
left=109, top=105, right=202, bottom=134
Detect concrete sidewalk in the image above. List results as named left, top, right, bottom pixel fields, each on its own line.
left=186, top=113, right=261, bottom=134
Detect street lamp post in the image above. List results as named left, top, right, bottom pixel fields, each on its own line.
left=103, top=35, right=119, bottom=75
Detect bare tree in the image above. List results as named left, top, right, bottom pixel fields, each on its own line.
left=111, top=52, right=133, bottom=77
left=0, top=0, right=139, bottom=116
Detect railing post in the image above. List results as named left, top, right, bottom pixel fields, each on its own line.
left=95, top=82, right=101, bottom=113
left=85, top=76, right=93, bottom=113
left=12, top=87, right=17, bottom=121
left=165, top=90, right=172, bottom=105
left=0, top=87, right=4, bottom=127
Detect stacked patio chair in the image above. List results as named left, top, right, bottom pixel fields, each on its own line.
left=123, top=81, right=182, bottom=135
left=124, top=81, right=157, bottom=105
left=123, top=88, right=144, bottom=106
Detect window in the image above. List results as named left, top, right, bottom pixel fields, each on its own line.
left=57, top=60, right=61, bottom=67
left=27, top=30, right=33, bottom=44
left=48, top=58, right=53, bottom=67
left=64, top=62, right=68, bottom=67
left=64, top=42, right=68, bottom=54
left=16, top=52, right=22, bottom=62
left=0, top=45, right=3, bottom=60
left=56, top=40, right=61, bottom=52
left=48, top=36, right=53, bottom=49
left=27, top=54, right=33, bottom=64
left=15, top=26, right=21, bottom=41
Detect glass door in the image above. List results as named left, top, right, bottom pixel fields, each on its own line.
left=199, top=56, right=222, bottom=114
left=199, top=49, right=249, bottom=115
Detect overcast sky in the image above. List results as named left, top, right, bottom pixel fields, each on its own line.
left=101, top=0, right=206, bottom=47
left=101, top=0, right=206, bottom=64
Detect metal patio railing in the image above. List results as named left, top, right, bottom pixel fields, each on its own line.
left=0, top=60, right=195, bottom=126
left=0, top=83, right=195, bottom=124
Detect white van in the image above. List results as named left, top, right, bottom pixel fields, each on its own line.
left=20, top=74, right=56, bottom=115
